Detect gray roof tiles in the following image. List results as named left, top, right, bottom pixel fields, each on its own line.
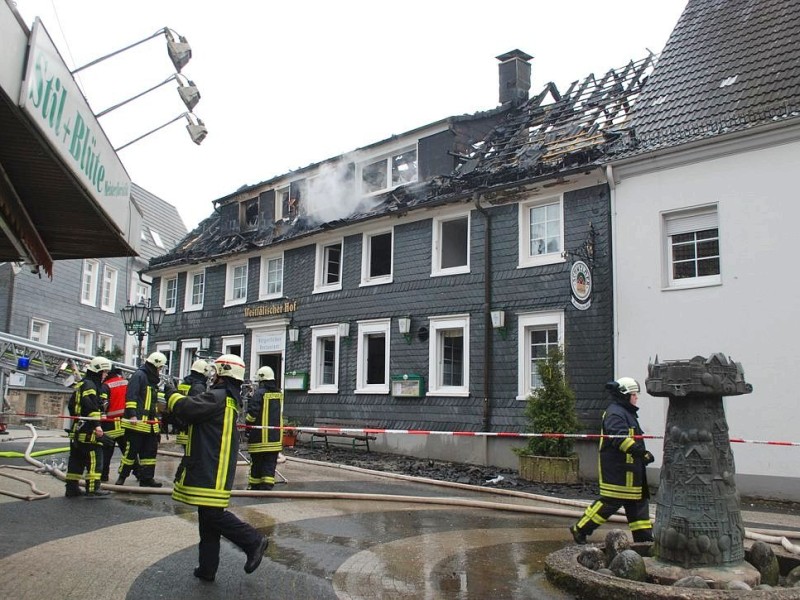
left=627, top=0, right=800, bottom=150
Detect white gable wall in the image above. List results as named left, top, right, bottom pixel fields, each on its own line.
left=612, top=135, right=800, bottom=500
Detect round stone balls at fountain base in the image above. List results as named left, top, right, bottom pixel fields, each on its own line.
left=644, top=556, right=761, bottom=589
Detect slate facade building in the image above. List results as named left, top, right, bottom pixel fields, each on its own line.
left=147, top=51, right=656, bottom=470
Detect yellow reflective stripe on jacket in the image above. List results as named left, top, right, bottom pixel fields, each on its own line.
left=215, top=398, right=236, bottom=488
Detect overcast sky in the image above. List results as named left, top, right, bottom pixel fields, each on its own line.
left=15, top=0, right=688, bottom=230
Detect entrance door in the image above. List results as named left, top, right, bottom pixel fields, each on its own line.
left=258, top=353, right=282, bottom=389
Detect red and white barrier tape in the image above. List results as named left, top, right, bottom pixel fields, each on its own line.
left=6, top=412, right=800, bottom=446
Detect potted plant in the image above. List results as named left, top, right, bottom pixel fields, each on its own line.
left=282, top=418, right=299, bottom=448
left=515, top=346, right=581, bottom=484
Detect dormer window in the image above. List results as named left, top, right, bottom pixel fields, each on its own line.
left=278, top=181, right=303, bottom=220
left=276, top=186, right=288, bottom=221
left=240, top=198, right=259, bottom=231
left=360, top=147, right=418, bottom=195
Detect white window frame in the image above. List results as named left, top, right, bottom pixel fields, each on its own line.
left=314, top=239, right=344, bottom=293
left=360, top=228, right=394, bottom=286
left=185, top=268, right=206, bottom=312
left=97, top=333, right=113, bottom=354
left=77, top=329, right=94, bottom=355
left=518, top=195, right=565, bottom=268
left=225, top=259, right=249, bottom=306
left=161, top=275, right=179, bottom=314
left=180, top=339, right=201, bottom=375
left=432, top=213, right=470, bottom=276
left=355, top=319, right=391, bottom=394
left=662, top=204, right=721, bottom=290
left=155, top=342, right=177, bottom=377
left=275, top=186, right=287, bottom=221
left=516, top=310, right=564, bottom=400
left=133, top=280, right=150, bottom=305
left=80, top=259, right=99, bottom=306
left=427, top=314, right=470, bottom=397
left=259, top=252, right=284, bottom=300
left=221, top=335, right=245, bottom=358
left=100, top=265, right=118, bottom=312
left=309, top=324, right=342, bottom=394
left=358, top=145, right=418, bottom=196
left=29, top=318, right=50, bottom=344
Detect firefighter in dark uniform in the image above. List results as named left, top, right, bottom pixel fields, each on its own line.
left=99, top=366, right=129, bottom=482
left=173, top=359, right=210, bottom=446
left=164, top=354, right=269, bottom=582
left=65, top=356, right=112, bottom=497
left=246, top=366, right=283, bottom=490
left=117, top=351, right=165, bottom=487
left=570, top=377, right=655, bottom=544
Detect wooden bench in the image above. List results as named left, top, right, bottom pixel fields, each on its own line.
left=310, top=419, right=376, bottom=452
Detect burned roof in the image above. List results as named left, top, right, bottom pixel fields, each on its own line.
left=619, top=0, right=800, bottom=154
left=149, top=55, right=657, bottom=271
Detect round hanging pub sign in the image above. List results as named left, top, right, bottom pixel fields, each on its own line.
left=570, top=260, right=592, bottom=310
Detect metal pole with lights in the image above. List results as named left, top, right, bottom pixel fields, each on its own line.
left=114, top=111, right=207, bottom=152
left=71, top=27, right=192, bottom=75
left=96, top=73, right=201, bottom=117
left=120, top=300, right=166, bottom=365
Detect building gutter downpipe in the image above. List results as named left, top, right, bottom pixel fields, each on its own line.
left=473, top=193, right=492, bottom=432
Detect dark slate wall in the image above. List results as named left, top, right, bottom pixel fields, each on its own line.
left=419, top=130, right=458, bottom=180
left=153, top=183, right=613, bottom=434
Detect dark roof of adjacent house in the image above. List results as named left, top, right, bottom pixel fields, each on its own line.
left=130, top=183, right=187, bottom=262
left=149, top=55, right=657, bottom=270
left=621, top=0, right=800, bottom=153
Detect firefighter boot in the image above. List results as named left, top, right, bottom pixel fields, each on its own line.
left=569, top=524, right=588, bottom=545
left=139, top=478, right=163, bottom=488
left=194, top=542, right=219, bottom=582
left=244, top=535, right=269, bottom=574
left=65, top=481, right=83, bottom=497
left=633, top=528, right=654, bottom=543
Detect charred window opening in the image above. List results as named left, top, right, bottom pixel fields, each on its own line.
left=362, top=160, right=387, bottom=194
left=241, top=198, right=259, bottom=230
left=392, top=149, right=417, bottom=186
left=287, top=181, right=305, bottom=219
left=276, top=186, right=289, bottom=221
left=361, top=147, right=418, bottom=195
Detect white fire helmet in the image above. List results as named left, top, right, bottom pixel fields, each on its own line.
left=616, top=377, right=640, bottom=395
left=87, top=356, right=112, bottom=373
left=190, top=359, right=210, bottom=376
left=146, top=352, right=168, bottom=369
left=213, top=354, right=246, bottom=381
left=256, top=366, right=275, bottom=381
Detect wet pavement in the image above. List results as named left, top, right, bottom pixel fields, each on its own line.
left=1, top=427, right=799, bottom=599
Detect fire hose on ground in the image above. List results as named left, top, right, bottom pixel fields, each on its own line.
left=2, top=424, right=799, bottom=555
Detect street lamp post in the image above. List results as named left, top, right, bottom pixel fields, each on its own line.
left=120, top=300, right=166, bottom=365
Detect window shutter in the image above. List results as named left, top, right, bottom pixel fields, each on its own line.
left=665, top=208, right=718, bottom=236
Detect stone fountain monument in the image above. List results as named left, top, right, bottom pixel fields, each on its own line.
left=544, top=353, right=800, bottom=597
left=644, top=353, right=758, bottom=586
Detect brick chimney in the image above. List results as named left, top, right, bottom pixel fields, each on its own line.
left=496, top=49, right=533, bottom=106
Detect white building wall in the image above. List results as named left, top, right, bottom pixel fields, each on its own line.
left=613, top=138, right=800, bottom=499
